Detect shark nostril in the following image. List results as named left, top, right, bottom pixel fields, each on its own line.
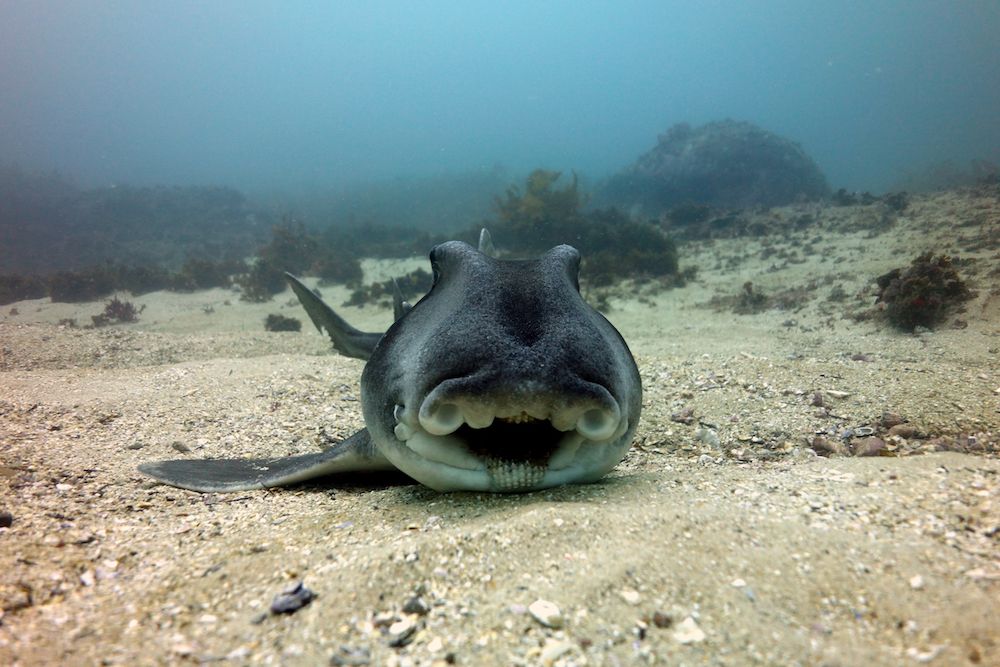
left=576, top=408, right=619, bottom=441
left=419, top=401, right=464, bottom=436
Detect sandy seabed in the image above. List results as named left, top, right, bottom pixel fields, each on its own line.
left=1, top=186, right=999, bottom=666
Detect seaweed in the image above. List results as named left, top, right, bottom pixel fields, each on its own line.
left=116, top=264, right=175, bottom=295
left=172, top=257, right=242, bottom=291
left=313, top=251, right=363, bottom=286
left=91, top=296, right=143, bottom=327
left=264, top=314, right=302, bottom=332
left=488, top=171, right=679, bottom=285
left=875, top=253, right=973, bottom=331
left=238, top=258, right=287, bottom=303
left=48, top=265, right=118, bottom=303
left=0, top=273, right=47, bottom=306
left=345, top=268, right=432, bottom=308
left=735, top=281, right=769, bottom=314
left=258, top=219, right=320, bottom=275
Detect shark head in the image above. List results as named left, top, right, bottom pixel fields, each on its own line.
left=361, top=240, right=642, bottom=492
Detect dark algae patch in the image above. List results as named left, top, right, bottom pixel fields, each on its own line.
left=875, top=253, right=973, bottom=331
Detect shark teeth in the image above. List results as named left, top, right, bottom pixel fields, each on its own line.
left=486, top=460, right=546, bottom=491
left=396, top=396, right=625, bottom=490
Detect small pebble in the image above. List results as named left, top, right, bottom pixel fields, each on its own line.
left=888, top=424, right=920, bottom=439
left=620, top=589, right=641, bottom=605
left=824, top=389, right=851, bottom=399
left=0, top=510, right=13, bottom=528
left=330, top=646, right=371, bottom=666
left=402, top=595, right=429, bottom=615
left=528, top=599, right=563, bottom=628
left=880, top=412, right=905, bottom=428
left=672, top=616, right=706, bottom=644
left=909, top=575, right=925, bottom=590
left=171, top=441, right=191, bottom=453
left=694, top=427, right=720, bottom=447
left=539, top=638, right=574, bottom=663
left=670, top=407, right=695, bottom=424
left=652, top=611, right=673, bottom=628
left=387, top=617, right=417, bottom=647
left=853, top=437, right=886, bottom=457
left=270, top=581, right=315, bottom=614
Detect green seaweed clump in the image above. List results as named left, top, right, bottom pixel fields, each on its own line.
left=92, top=296, right=143, bottom=327
left=172, top=258, right=242, bottom=291
left=48, top=265, right=118, bottom=303
left=241, top=220, right=363, bottom=300
left=495, top=169, right=584, bottom=239
left=875, top=253, right=973, bottom=331
left=0, top=273, right=47, bottom=306
left=313, top=253, right=363, bottom=286
left=345, top=268, right=432, bottom=308
left=239, top=258, right=287, bottom=303
left=264, top=314, right=302, bottom=332
left=735, top=281, right=769, bottom=314
left=491, top=170, right=679, bottom=285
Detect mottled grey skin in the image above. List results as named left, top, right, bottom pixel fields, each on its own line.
left=139, top=235, right=642, bottom=493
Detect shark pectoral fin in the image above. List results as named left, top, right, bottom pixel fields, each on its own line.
left=285, top=273, right=383, bottom=361
left=138, top=429, right=396, bottom=493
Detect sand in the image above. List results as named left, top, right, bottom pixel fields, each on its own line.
left=1, top=186, right=998, bottom=666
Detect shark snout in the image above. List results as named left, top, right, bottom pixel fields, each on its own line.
left=415, top=376, right=624, bottom=442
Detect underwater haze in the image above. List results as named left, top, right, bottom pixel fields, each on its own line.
left=1, top=1, right=998, bottom=194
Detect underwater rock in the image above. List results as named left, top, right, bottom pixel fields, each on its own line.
left=600, top=120, right=829, bottom=214
left=264, top=314, right=302, bottom=332
left=269, top=581, right=315, bottom=614
left=874, top=253, right=973, bottom=331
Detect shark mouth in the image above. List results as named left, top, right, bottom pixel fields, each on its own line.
left=391, top=397, right=625, bottom=492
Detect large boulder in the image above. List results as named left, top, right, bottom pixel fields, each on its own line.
left=599, top=120, right=829, bottom=213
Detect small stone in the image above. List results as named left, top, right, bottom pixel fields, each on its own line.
left=270, top=581, right=315, bottom=614
left=126, top=442, right=144, bottom=450
left=539, top=638, right=574, bottom=664
left=402, top=595, right=430, bottom=615
left=620, top=589, right=641, bottom=605
left=672, top=616, right=705, bottom=644
left=824, top=389, right=851, bottom=399
left=730, top=578, right=747, bottom=588
left=670, top=407, right=695, bottom=424
left=909, top=575, right=925, bottom=590
left=0, top=511, right=12, bottom=528
left=652, top=611, right=673, bottom=628
left=171, top=441, right=191, bottom=453
left=810, top=392, right=825, bottom=407
left=880, top=412, right=905, bottom=428
left=853, top=437, right=886, bottom=457
left=387, top=617, right=418, bottom=647
left=888, top=424, right=920, bottom=439
left=528, top=599, right=563, bottom=628
left=811, top=436, right=846, bottom=456
left=694, top=427, right=720, bottom=447
left=330, top=645, right=371, bottom=666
